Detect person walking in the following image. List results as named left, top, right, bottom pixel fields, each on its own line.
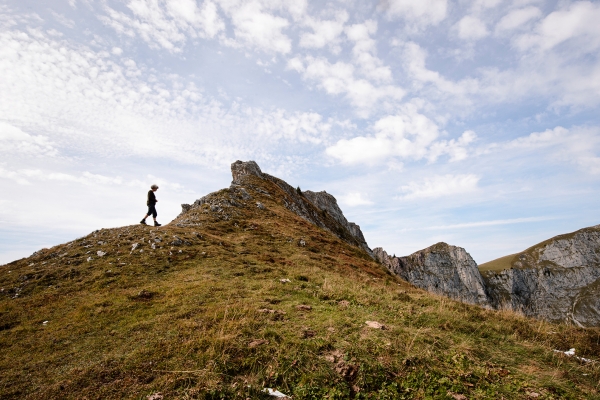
left=140, top=184, right=161, bottom=226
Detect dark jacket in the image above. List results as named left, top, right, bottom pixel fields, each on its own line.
left=147, top=190, right=157, bottom=206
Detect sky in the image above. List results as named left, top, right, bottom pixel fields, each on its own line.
left=1, top=0, right=599, bottom=265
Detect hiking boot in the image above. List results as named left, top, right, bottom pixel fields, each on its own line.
left=154, top=221, right=162, bottom=227
left=140, top=220, right=147, bottom=225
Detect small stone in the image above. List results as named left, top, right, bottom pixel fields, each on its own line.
left=97, top=251, right=106, bottom=257
left=447, top=392, right=467, bottom=400
left=248, top=339, right=269, bottom=348
left=280, top=278, right=291, bottom=283
left=87, top=256, right=93, bottom=262
left=256, top=202, right=265, bottom=210
left=147, top=393, right=164, bottom=400
left=338, top=300, right=350, bottom=308
left=365, top=321, right=386, bottom=330
left=298, top=239, right=306, bottom=247
left=42, top=321, right=48, bottom=325
left=296, top=305, right=312, bottom=311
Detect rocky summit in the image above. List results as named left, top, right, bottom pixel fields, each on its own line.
left=1, top=160, right=599, bottom=399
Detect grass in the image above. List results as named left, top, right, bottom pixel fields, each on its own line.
left=478, top=254, right=518, bottom=272
left=1, top=176, right=599, bottom=399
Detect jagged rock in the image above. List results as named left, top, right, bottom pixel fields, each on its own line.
left=231, top=160, right=263, bottom=184
left=175, top=160, right=374, bottom=258
left=374, top=243, right=490, bottom=307
left=303, top=190, right=372, bottom=256
left=481, top=225, right=600, bottom=327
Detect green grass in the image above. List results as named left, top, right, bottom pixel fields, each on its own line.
left=1, top=177, right=599, bottom=399
left=478, top=254, right=517, bottom=272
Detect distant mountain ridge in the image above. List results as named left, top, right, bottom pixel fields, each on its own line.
left=376, top=225, right=600, bottom=327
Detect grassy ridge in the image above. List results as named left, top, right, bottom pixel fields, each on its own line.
left=478, top=254, right=517, bottom=272
left=1, top=178, right=599, bottom=399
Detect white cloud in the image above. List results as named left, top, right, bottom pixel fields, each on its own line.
left=0, top=122, right=58, bottom=157
left=215, top=0, right=308, bottom=53
left=226, top=1, right=291, bottom=53
left=0, top=27, right=339, bottom=170
left=402, top=42, right=479, bottom=97
left=111, top=46, right=123, bottom=55
left=506, top=126, right=568, bottom=149
left=339, top=192, right=374, bottom=207
left=488, top=126, right=600, bottom=175
left=50, top=10, right=76, bottom=28
left=516, top=1, right=600, bottom=52
left=424, top=216, right=555, bottom=230
left=456, top=15, right=489, bottom=40
left=0, top=167, right=123, bottom=186
left=382, top=0, right=448, bottom=27
left=287, top=56, right=403, bottom=115
left=345, top=20, right=392, bottom=83
left=397, top=174, right=480, bottom=200
left=325, top=104, right=447, bottom=165
left=100, top=0, right=225, bottom=52
left=428, top=130, right=477, bottom=162
left=299, top=10, right=347, bottom=51
left=495, top=6, right=541, bottom=34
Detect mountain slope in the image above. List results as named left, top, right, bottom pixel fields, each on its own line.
left=1, top=161, right=599, bottom=399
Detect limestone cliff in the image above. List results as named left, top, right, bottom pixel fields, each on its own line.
left=373, top=243, right=490, bottom=307
left=481, top=225, right=600, bottom=327
left=377, top=225, right=600, bottom=327
left=180, top=160, right=373, bottom=257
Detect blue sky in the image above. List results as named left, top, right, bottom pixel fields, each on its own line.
left=1, top=0, right=599, bottom=265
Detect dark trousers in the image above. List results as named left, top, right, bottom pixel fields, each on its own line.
left=147, top=204, right=157, bottom=218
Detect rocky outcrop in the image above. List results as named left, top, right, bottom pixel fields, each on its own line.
left=179, top=160, right=373, bottom=257
left=374, top=244, right=490, bottom=307
left=302, top=190, right=371, bottom=256
left=231, top=160, right=263, bottom=184
left=481, top=225, right=600, bottom=327
left=377, top=226, right=600, bottom=327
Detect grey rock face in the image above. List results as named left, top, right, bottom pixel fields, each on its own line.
left=374, top=244, right=490, bottom=307
left=303, top=191, right=348, bottom=228
left=231, top=160, right=263, bottom=184
left=303, top=190, right=372, bottom=256
left=482, top=226, right=600, bottom=327
left=376, top=226, right=600, bottom=326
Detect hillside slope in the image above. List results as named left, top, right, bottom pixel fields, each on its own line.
left=1, top=161, right=599, bottom=399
